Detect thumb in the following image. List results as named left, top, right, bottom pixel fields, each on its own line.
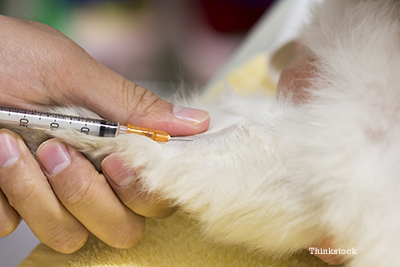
left=65, top=61, right=210, bottom=136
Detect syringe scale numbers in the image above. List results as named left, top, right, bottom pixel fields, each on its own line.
left=0, top=107, right=119, bottom=137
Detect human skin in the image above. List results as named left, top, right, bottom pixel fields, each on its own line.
left=0, top=15, right=210, bottom=253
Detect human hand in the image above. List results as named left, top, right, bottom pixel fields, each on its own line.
left=0, top=15, right=210, bottom=253
left=276, top=42, right=346, bottom=265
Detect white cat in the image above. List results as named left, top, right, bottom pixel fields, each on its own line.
left=10, top=0, right=400, bottom=266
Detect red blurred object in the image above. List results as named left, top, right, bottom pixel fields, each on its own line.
left=199, top=0, right=275, bottom=33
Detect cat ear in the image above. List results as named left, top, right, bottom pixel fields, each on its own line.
left=269, top=40, right=299, bottom=84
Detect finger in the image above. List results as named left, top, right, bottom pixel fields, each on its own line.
left=45, top=40, right=210, bottom=136
left=0, top=130, right=88, bottom=253
left=71, top=74, right=210, bottom=136
left=0, top=189, right=20, bottom=237
left=37, top=140, right=145, bottom=249
left=101, top=155, right=177, bottom=219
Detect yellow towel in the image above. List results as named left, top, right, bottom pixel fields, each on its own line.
left=19, top=212, right=332, bottom=267
left=18, top=53, right=334, bottom=267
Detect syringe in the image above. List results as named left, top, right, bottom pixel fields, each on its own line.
left=0, top=106, right=193, bottom=142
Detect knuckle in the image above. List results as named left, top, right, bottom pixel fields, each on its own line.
left=6, top=177, right=37, bottom=206
left=0, top=217, right=20, bottom=237
left=133, top=199, right=160, bottom=217
left=141, top=91, right=163, bottom=114
left=45, top=223, right=88, bottom=254
left=108, top=217, right=145, bottom=249
left=127, top=84, right=164, bottom=120
left=126, top=192, right=176, bottom=218
left=140, top=203, right=177, bottom=218
left=59, top=176, right=96, bottom=206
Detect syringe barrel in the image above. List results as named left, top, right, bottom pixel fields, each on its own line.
left=0, top=107, right=119, bottom=137
left=98, top=120, right=119, bottom=137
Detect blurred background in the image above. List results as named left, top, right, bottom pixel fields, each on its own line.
left=0, top=0, right=276, bottom=94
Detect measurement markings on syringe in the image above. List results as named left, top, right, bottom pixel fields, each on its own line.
left=0, top=107, right=120, bottom=137
left=19, top=117, right=29, bottom=127
left=50, top=122, right=59, bottom=130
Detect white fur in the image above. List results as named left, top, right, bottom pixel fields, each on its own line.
left=52, top=1, right=400, bottom=266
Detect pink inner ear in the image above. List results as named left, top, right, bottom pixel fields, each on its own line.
left=276, top=48, right=317, bottom=104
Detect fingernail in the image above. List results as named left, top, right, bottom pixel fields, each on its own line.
left=101, top=155, right=135, bottom=187
left=38, top=142, right=71, bottom=176
left=0, top=133, right=21, bottom=167
left=173, top=107, right=209, bottom=126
